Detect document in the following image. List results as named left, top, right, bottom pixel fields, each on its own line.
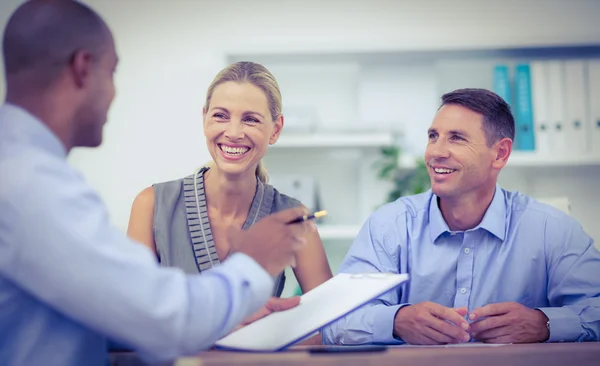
left=393, top=343, right=509, bottom=348
left=215, top=272, right=410, bottom=352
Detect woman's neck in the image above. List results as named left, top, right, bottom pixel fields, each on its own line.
left=203, top=166, right=257, bottom=222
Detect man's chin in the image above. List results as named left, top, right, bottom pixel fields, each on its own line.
left=75, top=136, right=103, bottom=149
left=431, top=185, right=457, bottom=199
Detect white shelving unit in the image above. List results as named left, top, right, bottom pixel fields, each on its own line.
left=231, top=44, right=600, bottom=298
left=317, top=224, right=362, bottom=241
left=506, top=152, right=600, bottom=168
left=398, top=152, right=600, bottom=169
left=272, top=132, right=395, bottom=149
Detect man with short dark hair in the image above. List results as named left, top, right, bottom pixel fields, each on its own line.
left=323, top=88, right=600, bottom=345
left=0, top=1, right=312, bottom=365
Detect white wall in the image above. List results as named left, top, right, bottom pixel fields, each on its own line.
left=1, top=0, right=599, bottom=236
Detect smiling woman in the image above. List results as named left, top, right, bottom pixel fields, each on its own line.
left=126, top=61, right=333, bottom=299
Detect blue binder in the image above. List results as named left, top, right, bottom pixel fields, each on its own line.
left=513, top=64, right=536, bottom=151
left=493, top=64, right=512, bottom=108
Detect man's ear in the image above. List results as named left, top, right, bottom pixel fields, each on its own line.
left=492, top=137, right=512, bottom=169
left=69, top=49, right=93, bottom=88
left=269, top=115, right=284, bottom=145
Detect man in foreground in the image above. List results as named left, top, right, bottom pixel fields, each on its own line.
left=323, top=88, right=600, bottom=345
left=0, top=1, right=312, bottom=365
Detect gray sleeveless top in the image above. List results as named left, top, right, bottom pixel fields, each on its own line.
left=152, top=167, right=301, bottom=297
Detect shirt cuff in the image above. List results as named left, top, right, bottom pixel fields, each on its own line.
left=217, top=252, right=274, bottom=307
left=537, top=307, right=583, bottom=342
left=371, top=303, right=410, bottom=344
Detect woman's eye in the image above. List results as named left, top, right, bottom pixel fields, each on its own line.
left=244, top=117, right=260, bottom=123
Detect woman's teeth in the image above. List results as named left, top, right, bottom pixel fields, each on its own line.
left=220, top=145, right=249, bottom=155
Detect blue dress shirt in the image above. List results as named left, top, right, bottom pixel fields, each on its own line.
left=322, top=185, right=600, bottom=345
left=0, top=104, right=274, bottom=366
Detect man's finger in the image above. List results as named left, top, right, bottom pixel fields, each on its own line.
left=429, top=304, right=470, bottom=330
left=454, top=307, right=468, bottom=317
left=469, top=314, right=509, bottom=335
left=473, top=327, right=512, bottom=343
left=239, top=307, right=271, bottom=326
left=469, top=302, right=512, bottom=321
left=473, top=325, right=511, bottom=342
left=421, top=324, right=462, bottom=344
left=266, top=296, right=301, bottom=312
left=426, top=316, right=471, bottom=343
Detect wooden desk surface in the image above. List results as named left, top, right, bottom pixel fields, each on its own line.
left=172, top=343, right=600, bottom=366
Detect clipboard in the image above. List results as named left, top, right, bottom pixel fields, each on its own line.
left=214, top=272, right=410, bottom=352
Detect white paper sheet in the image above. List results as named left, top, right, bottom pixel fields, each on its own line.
left=215, top=272, right=410, bottom=352
left=392, top=342, right=509, bottom=348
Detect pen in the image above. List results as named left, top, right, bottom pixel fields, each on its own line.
left=287, top=210, right=327, bottom=224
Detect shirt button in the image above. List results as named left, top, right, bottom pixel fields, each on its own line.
left=460, top=288, right=467, bottom=294
left=464, top=248, right=471, bottom=254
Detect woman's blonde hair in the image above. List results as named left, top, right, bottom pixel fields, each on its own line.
left=204, top=61, right=282, bottom=184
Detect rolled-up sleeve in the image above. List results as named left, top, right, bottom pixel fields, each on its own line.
left=0, top=161, right=273, bottom=363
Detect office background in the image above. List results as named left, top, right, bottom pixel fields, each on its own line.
left=1, top=0, right=599, bottom=296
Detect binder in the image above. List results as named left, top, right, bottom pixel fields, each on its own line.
left=530, top=61, right=552, bottom=157
left=546, top=61, right=567, bottom=159
left=564, top=60, right=590, bottom=157
left=514, top=64, right=535, bottom=151
left=588, top=59, right=600, bottom=158
left=493, top=65, right=512, bottom=107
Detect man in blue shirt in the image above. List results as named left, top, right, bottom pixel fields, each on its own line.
left=0, top=1, right=313, bottom=365
left=323, top=88, right=600, bottom=345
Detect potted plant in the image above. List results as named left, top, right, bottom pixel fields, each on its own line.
left=373, top=145, right=430, bottom=204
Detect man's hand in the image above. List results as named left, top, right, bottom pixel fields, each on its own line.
left=228, top=207, right=316, bottom=276
left=469, top=302, right=549, bottom=344
left=393, top=302, right=471, bottom=345
left=232, top=296, right=301, bottom=332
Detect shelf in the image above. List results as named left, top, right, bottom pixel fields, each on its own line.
left=317, top=224, right=361, bottom=241
left=506, top=152, right=600, bottom=167
left=398, top=152, right=600, bottom=169
left=272, top=132, right=395, bottom=148
left=229, top=45, right=600, bottom=66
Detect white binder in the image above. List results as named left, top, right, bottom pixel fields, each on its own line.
left=563, top=60, right=590, bottom=156
left=530, top=61, right=552, bottom=157
left=546, top=61, right=567, bottom=159
left=215, top=273, right=410, bottom=352
left=588, top=59, right=600, bottom=158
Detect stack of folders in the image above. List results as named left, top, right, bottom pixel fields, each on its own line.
left=493, top=59, right=600, bottom=158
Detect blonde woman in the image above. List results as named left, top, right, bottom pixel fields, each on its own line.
left=127, top=61, right=333, bottom=299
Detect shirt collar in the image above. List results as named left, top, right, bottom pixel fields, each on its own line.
left=429, top=185, right=506, bottom=243
left=0, top=103, right=67, bottom=159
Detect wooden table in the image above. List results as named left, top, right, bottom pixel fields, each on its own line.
left=171, top=343, right=600, bottom=366
left=110, top=342, right=600, bottom=366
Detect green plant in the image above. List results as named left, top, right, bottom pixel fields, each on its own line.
left=373, top=145, right=430, bottom=204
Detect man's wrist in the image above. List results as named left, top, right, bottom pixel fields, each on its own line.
left=392, top=304, right=412, bottom=341
left=535, top=309, right=550, bottom=342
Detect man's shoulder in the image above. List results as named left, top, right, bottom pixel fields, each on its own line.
left=368, top=190, right=432, bottom=226
left=0, top=143, right=65, bottom=199
left=504, top=188, right=584, bottom=234
left=505, top=189, right=573, bottom=220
